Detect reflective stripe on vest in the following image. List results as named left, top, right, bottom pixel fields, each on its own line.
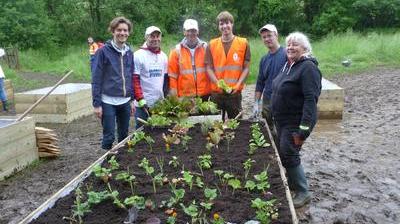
left=210, top=37, right=247, bottom=92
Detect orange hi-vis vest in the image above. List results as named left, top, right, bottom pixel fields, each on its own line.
left=209, top=36, right=247, bottom=92
left=89, top=43, right=99, bottom=55
left=168, top=42, right=210, bottom=97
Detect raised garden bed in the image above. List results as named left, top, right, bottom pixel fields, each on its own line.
left=26, top=120, right=294, bottom=224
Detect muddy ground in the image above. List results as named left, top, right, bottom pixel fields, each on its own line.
left=1, top=68, right=399, bottom=224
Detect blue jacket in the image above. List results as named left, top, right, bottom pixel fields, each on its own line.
left=271, top=56, right=322, bottom=128
left=255, top=47, right=287, bottom=101
left=91, top=41, right=134, bottom=107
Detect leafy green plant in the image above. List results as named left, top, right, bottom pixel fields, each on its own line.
left=138, top=157, right=162, bottom=193
left=245, top=180, right=257, bottom=192
left=217, top=79, right=233, bottom=93
left=224, top=131, right=235, bottom=152
left=167, top=216, right=177, bottom=224
left=153, top=173, right=164, bottom=193
left=195, top=176, right=204, bottom=188
left=243, top=158, right=256, bottom=180
left=163, top=133, right=180, bottom=152
left=225, top=119, right=240, bottom=130
left=147, top=114, right=173, bottom=127
left=72, top=187, right=90, bottom=224
left=144, top=135, right=155, bottom=152
left=214, top=170, right=224, bottom=185
left=227, top=178, right=241, bottom=195
left=181, top=135, right=192, bottom=151
left=197, top=100, right=219, bottom=114
left=124, top=195, right=145, bottom=209
left=182, top=170, right=194, bottom=191
left=251, top=198, right=279, bottom=224
left=167, top=188, right=185, bottom=207
left=156, top=156, right=165, bottom=173
left=180, top=200, right=199, bottom=223
left=168, top=156, right=180, bottom=168
left=198, top=154, right=212, bottom=169
left=93, top=164, right=111, bottom=183
left=253, top=170, right=271, bottom=193
left=87, top=190, right=108, bottom=205
left=127, top=131, right=146, bottom=150
left=115, top=169, right=136, bottom=195
left=249, top=123, right=270, bottom=155
left=202, top=188, right=217, bottom=209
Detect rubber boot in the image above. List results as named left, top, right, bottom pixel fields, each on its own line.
left=286, top=164, right=312, bottom=208
left=2, top=100, right=7, bottom=112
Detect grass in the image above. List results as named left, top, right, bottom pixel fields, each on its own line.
left=5, top=31, right=400, bottom=89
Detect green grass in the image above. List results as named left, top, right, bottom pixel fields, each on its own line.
left=8, top=31, right=400, bottom=88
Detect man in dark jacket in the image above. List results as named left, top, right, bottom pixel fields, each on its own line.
left=254, top=24, right=286, bottom=125
left=271, top=32, right=322, bottom=208
left=91, top=16, right=135, bottom=150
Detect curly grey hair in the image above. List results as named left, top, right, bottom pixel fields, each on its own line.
left=286, top=32, right=312, bottom=55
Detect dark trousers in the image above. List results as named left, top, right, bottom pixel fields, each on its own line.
left=134, top=106, right=149, bottom=129
left=101, top=102, right=131, bottom=149
left=210, top=92, right=242, bottom=120
left=275, top=122, right=302, bottom=168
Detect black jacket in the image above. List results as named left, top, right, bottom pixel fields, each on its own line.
left=271, top=56, right=322, bottom=128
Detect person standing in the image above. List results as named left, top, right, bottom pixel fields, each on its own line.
left=253, top=24, right=286, bottom=126
left=271, top=32, right=322, bottom=208
left=91, top=17, right=135, bottom=150
left=88, top=36, right=99, bottom=70
left=0, top=48, right=8, bottom=112
left=168, top=19, right=210, bottom=100
left=132, top=26, right=168, bottom=128
left=205, top=11, right=251, bottom=120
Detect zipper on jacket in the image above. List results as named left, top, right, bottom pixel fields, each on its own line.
left=120, top=53, right=126, bottom=96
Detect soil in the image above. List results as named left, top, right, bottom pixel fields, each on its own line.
left=30, top=121, right=292, bottom=223
left=1, top=68, right=399, bottom=224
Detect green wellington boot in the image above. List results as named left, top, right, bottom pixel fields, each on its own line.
left=286, top=164, right=312, bottom=208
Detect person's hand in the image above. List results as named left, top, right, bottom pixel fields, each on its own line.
left=292, top=125, right=310, bottom=146
left=252, top=99, right=261, bottom=119
left=232, top=83, right=241, bottom=94
left=130, top=102, right=136, bottom=116
left=94, top=107, right=102, bottom=119
left=138, top=99, right=150, bottom=116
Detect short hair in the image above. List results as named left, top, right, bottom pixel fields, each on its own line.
left=216, top=11, right=234, bottom=24
left=108, top=16, right=132, bottom=33
left=286, top=32, right=312, bottom=54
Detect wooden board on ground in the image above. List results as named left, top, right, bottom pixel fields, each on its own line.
left=0, top=116, right=38, bottom=180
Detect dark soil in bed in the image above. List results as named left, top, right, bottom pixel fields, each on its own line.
left=30, top=120, right=292, bottom=224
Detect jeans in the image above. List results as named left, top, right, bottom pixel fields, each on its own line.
left=134, top=107, right=149, bottom=129
left=0, top=78, right=7, bottom=101
left=101, top=102, right=131, bottom=149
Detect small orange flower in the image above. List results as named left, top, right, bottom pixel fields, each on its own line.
left=172, top=211, right=177, bottom=217
left=213, top=213, right=220, bottom=220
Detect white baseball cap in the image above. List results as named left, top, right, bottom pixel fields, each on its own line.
left=145, top=26, right=162, bottom=37
left=259, top=24, right=278, bottom=35
left=0, top=48, right=4, bottom=57
left=183, top=19, right=199, bottom=31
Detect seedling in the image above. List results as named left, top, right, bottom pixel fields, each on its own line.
left=254, top=170, right=271, bottom=193
left=198, top=154, right=212, bottom=170
left=245, top=180, right=257, bottom=192
left=87, top=190, right=108, bottom=205
left=153, top=173, right=164, bottom=193
left=197, top=100, right=219, bottom=114
left=195, top=176, right=204, bottom=188
left=156, top=156, right=165, bottom=173
left=138, top=158, right=161, bottom=193
left=217, top=79, right=233, bottom=93
left=167, top=188, right=185, bottom=207
left=180, top=200, right=199, bottom=223
left=163, top=133, right=180, bottom=152
left=108, top=155, right=119, bottom=171
left=167, top=216, right=177, bottom=224
left=93, top=164, right=111, bottom=183
left=181, top=135, right=192, bottom=151
left=224, top=131, right=235, bottom=152
left=168, top=156, right=180, bottom=168
left=124, top=195, right=145, bottom=209
left=182, top=170, right=194, bottom=191
left=249, top=123, right=270, bottom=155
left=127, top=131, right=146, bottom=150
left=243, top=158, right=256, bottom=180
left=72, top=187, right=90, bottom=224
left=227, top=178, right=241, bottom=195
left=214, top=170, right=224, bottom=185
left=251, top=198, right=279, bottom=223
left=212, top=213, right=225, bottom=224
left=225, top=119, right=240, bottom=130
left=115, top=169, right=136, bottom=195
left=144, top=135, right=155, bottom=152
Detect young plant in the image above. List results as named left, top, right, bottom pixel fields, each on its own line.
left=251, top=198, right=279, bottom=223
left=115, top=169, right=136, bottom=195
left=227, top=178, right=241, bottom=195
left=124, top=195, right=145, bottom=209
left=127, top=131, right=146, bottom=150
left=167, top=188, right=185, bottom=207
left=225, top=119, right=240, bottom=130
left=195, top=176, right=204, bottom=188
left=249, top=123, right=270, bottom=155
left=138, top=158, right=160, bottom=193
left=152, top=173, right=164, bottom=193
left=72, top=187, right=91, bottom=224
left=214, top=170, right=224, bottom=185
left=93, top=164, right=111, bottom=183
left=181, top=135, right=192, bottom=151
left=212, top=213, right=225, bottom=224
left=108, top=155, right=120, bottom=171
left=217, top=79, right=233, bottom=94
left=224, top=131, right=235, bottom=152
left=147, top=114, right=172, bottom=127
left=246, top=170, right=271, bottom=194
left=198, top=154, right=212, bottom=170
left=87, top=190, right=108, bottom=206
left=201, top=187, right=217, bottom=211
left=200, top=120, right=213, bottom=136
left=182, top=170, right=194, bottom=191
left=163, top=133, right=180, bottom=152
left=144, top=135, right=155, bottom=152
left=168, top=156, right=180, bottom=168
left=243, top=158, right=256, bottom=180
left=156, top=156, right=165, bottom=173
left=180, top=200, right=199, bottom=223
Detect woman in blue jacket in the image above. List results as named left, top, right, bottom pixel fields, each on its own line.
left=271, top=32, right=322, bottom=208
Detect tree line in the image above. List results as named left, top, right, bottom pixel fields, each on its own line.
left=1, top=0, right=399, bottom=49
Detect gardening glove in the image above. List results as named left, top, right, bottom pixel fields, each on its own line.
left=251, top=99, right=262, bottom=119
left=138, top=99, right=150, bottom=116
left=292, top=125, right=310, bottom=146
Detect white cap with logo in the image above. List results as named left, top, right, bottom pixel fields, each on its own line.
left=259, top=24, right=278, bottom=35
left=183, top=19, right=199, bottom=31
left=145, top=26, right=162, bottom=38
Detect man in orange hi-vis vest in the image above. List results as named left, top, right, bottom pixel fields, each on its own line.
left=168, top=19, right=210, bottom=100
left=88, top=36, right=99, bottom=70
left=205, top=11, right=251, bottom=120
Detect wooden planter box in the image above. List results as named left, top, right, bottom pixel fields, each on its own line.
left=0, top=116, right=38, bottom=180
left=318, top=78, right=344, bottom=119
left=20, top=120, right=298, bottom=224
left=15, top=83, right=92, bottom=123
left=0, top=79, right=14, bottom=109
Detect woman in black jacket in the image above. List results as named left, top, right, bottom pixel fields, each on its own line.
left=271, top=32, right=322, bottom=208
